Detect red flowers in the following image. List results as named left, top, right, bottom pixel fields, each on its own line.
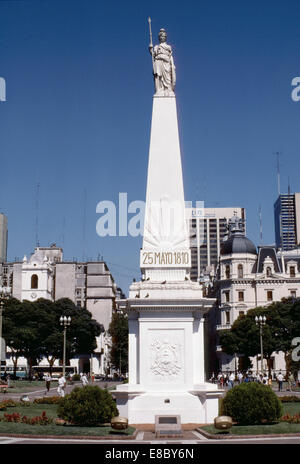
left=2, top=410, right=52, bottom=425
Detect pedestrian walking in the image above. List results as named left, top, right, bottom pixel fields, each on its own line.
left=223, top=374, right=228, bottom=387
left=287, top=373, right=294, bottom=392
left=81, top=373, right=88, bottom=387
left=45, top=373, right=51, bottom=394
left=57, top=374, right=66, bottom=397
left=277, top=372, right=284, bottom=392
left=228, top=372, right=235, bottom=389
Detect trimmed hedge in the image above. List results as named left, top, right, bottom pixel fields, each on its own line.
left=33, top=396, right=61, bottom=405
left=280, top=396, right=300, bottom=403
left=57, top=385, right=118, bottom=426
left=221, top=382, right=283, bottom=425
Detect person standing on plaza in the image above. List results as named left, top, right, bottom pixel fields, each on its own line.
left=81, top=373, right=88, bottom=387
left=228, top=372, right=235, bottom=389
left=217, top=372, right=222, bottom=386
left=277, top=372, right=284, bottom=392
left=237, top=372, right=243, bottom=384
left=223, top=373, right=228, bottom=387
left=57, top=374, right=66, bottom=397
left=287, top=373, right=294, bottom=391
left=45, top=373, right=51, bottom=394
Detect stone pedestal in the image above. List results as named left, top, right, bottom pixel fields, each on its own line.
left=114, top=288, right=223, bottom=424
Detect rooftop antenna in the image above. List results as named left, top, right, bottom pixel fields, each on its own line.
left=35, top=182, right=40, bottom=247
left=275, top=151, right=281, bottom=196
left=62, top=215, right=66, bottom=248
left=287, top=177, right=291, bottom=250
left=259, top=204, right=263, bottom=244
left=82, top=188, right=87, bottom=262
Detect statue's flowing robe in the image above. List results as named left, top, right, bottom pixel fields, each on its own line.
left=153, top=43, right=176, bottom=92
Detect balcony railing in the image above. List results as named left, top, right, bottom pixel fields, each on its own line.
left=216, top=324, right=232, bottom=331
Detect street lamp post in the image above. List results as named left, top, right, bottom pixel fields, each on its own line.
left=0, top=286, right=11, bottom=379
left=255, top=315, right=266, bottom=374
left=59, top=316, right=71, bottom=377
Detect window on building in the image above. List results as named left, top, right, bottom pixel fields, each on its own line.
left=31, top=274, right=38, bottom=289
left=239, top=311, right=245, bottom=317
left=224, top=291, right=230, bottom=303
left=290, top=290, right=296, bottom=298
left=238, top=264, right=243, bottom=278
left=238, top=291, right=244, bottom=302
left=225, top=265, right=230, bottom=279
left=267, top=290, right=273, bottom=301
left=266, top=267, right=271, bottom=277
left=290, top=266, right=296, bottom=277
left=225, top=311, right=230, bottom=324
left=76, top=300, right=82, bottom=307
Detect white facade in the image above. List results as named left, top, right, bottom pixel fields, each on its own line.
left=213, top=218, right=300, bottom=375
left=1, top=247, right=118, bottom=376
left=21, top=252, right=55, bottom=302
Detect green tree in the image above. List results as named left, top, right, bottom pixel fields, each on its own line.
left=108, top=311, right=128, bottom=375
left=2, top=298, right=51, bottom=377
left=44, top=298, right=104, bottom=372
left=219, top=298, right=300, bottom=375
left=2, top=297, right=103, bottom=377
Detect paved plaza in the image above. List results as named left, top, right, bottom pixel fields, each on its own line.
left=0, top=381, right=300, bottom=444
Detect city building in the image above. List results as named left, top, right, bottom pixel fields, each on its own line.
left=274, top=192, right=300, bottom=250
left=210, top=215, right=300, bottom=375
left=0, top=213, right=8, bottom=263
left=185, top=206, right=246, bottom=281
left=0, top=244, right=120, bottom=375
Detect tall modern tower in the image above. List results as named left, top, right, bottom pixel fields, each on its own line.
left=186, top=206, right=246, bottom=280
left=115, top=26, right=222, bottom=424
left=0, top=214, right=8, bottom=263
left=274, top=193, right=300, bottom=250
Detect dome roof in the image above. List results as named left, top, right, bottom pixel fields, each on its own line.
left=221, top=234, right=257, bottom=255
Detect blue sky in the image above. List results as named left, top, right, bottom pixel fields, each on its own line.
left=1, top=0, right=300, bottom=294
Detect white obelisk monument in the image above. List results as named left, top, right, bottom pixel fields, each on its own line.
left=115, top=25, right=222, bottom=424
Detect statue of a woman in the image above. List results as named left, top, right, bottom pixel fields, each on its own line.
left=149, top=28, right=176, bottom=96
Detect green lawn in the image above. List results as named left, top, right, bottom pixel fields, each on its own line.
left=1, top=380, right=82, bottom=394
left=2, top=380, right=49, bottom=394
left=282, top=402, right=300, bottom=416
left=201, top=402, right=300, bottom=436
left=202, top=422, right=300, bottom=436
left=0, top=403, right=135, bottom=437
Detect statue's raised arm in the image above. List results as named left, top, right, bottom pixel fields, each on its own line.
left=148, top=23, right=176, bottom=96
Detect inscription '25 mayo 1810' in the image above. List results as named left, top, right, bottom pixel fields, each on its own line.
left=140, top=249, right=191, bottom=268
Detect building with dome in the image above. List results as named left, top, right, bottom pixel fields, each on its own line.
left=209, top=215, right=300, bottom=376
